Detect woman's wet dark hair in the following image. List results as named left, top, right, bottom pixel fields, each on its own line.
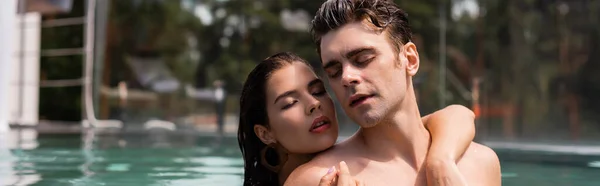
left=238, top=52, right=312, bottom=186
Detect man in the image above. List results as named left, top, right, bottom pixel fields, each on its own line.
left=213, top=80, right=226, bottom=135
left=285, top=0, right=501, bottom=185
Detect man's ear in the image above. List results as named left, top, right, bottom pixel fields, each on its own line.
left=254, top=125, right=276, bottom=145
left=402, top=42, right=420, bottom=76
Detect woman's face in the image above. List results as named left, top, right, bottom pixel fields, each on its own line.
left=260, top=62, right=338, bottom=154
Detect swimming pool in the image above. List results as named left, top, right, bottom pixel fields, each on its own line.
left=1, top=129, right=599, bottom=186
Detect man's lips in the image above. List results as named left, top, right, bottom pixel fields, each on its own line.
left=349, top=94, right=374, bottom=107
left=310, top=116, right=331, bottom=133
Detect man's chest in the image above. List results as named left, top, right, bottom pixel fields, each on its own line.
left=350, top=162, right=427, bottom=186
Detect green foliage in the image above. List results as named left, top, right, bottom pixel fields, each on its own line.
left=41, top=0, right=600, bottom=137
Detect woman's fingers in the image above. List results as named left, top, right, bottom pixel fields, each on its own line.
left=319, top=166, right=338, bottom=186
left=320, top=161, right=363, bottom=186
left=355, top=180, right=366, bottom=186
left=337, top=161, right=353, bottom=185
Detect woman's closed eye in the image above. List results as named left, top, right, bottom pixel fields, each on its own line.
left=312, top=90, right=327, bottom=96
left=282, top=100, right=298, bottom=110
left=309, top=81, right=327, bottom=96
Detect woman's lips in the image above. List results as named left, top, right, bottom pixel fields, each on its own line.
left=309, top=122, right=331, bottom=133
left=310, top=116, right=331, bottom=133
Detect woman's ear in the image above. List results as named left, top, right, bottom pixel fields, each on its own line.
left=254, top=125, right=276, bottom=145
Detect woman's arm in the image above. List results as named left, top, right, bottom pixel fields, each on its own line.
left=423, top=104, right=475, bottom=161
left=422, top=104, right=476, bottom=186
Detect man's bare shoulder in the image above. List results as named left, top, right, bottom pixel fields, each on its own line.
left=285, top=139, right=362, bottom=185
left=283, top=158, right=331, bottom=186
left=458, top=142, right=502, bottom=186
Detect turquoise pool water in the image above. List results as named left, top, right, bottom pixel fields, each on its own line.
left=1, top=130, right=599, bottom=186
left=1, top=131, right=243, bottom=185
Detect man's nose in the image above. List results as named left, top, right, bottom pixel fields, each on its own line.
left=341, top=66, right=361, bottom=87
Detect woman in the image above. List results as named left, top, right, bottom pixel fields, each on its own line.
left=238, top=52, right=475, bottom=186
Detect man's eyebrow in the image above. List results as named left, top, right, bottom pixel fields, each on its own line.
left=345, top=47, right=375, bottom=59
left=273, top=90, right=297, bottom=104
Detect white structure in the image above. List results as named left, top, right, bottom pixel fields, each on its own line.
left=1, top=0, right=79, bottom=132
left=8, top=13, right=41, bottom=126
left=0, top=0, right=18, bottom=132
left=0, top=0, right=144, bottom=130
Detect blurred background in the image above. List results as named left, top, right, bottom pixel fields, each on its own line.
left=1, top=0, right=599, bottom=185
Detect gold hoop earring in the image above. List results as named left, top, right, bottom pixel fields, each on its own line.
left=260, top=143, right=288, bottom=173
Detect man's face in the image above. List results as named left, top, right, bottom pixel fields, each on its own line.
left=319, top=21, right=419, bottom=127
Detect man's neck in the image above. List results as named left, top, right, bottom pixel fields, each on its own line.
left=357, top=87, right=431, bottom=170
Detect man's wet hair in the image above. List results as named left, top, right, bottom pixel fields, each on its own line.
left=310, top=0, right=413, bottom=54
